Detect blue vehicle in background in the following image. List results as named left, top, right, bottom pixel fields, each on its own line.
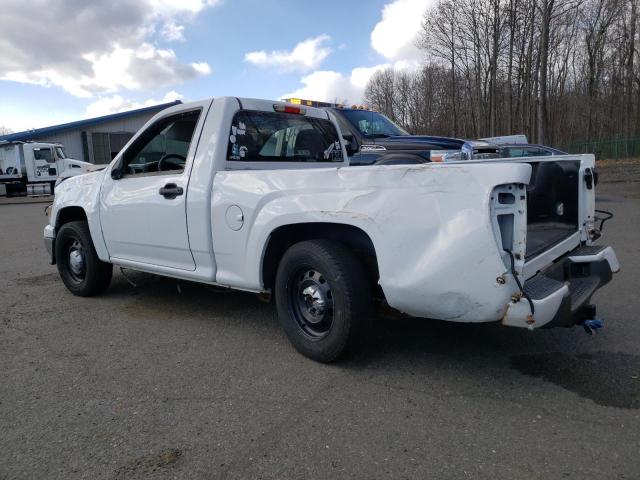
left=284, top=98, right=466, bottom=165
left=284, top=98, right=566, bottom=164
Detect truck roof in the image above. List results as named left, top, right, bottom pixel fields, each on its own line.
left=158, top=97, right=333, bottom=121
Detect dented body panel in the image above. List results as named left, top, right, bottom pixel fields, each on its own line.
left=211, top=162, right=531, bottom=322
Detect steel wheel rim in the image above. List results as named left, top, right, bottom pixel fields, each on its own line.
left=66, top=239, right=86, bottom=282
left=289, top=267, right=334, bottom=339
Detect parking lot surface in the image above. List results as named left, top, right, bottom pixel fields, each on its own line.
left=1, top=179, right=639, bottom=479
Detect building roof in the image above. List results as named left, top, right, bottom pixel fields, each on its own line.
left=0, top=100, right=182, bottom=142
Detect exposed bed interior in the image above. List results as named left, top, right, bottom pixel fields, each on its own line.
left=525, top=160, right=580, bottom=259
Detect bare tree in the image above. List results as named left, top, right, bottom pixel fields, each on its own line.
left=368, top=0, right=640, bottom=151
left=581, top=0, right=622, bottom=139
left=420, top=0, right=461, bottom=135
left=364, top=69, right=396, bottom=119
left=622, top=0, right=638, bottom=138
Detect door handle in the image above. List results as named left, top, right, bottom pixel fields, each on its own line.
left=159, top=183, right=184, bottom=199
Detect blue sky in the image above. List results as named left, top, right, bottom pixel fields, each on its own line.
left=0, top=0, right=432, bottom=132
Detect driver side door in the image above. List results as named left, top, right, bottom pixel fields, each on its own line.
left=100, top=108, right=205, bottom=271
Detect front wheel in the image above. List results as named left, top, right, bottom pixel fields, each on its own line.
left=55, top=221, right=112, bottom=296
left=275, top=240, right=372, bottom=362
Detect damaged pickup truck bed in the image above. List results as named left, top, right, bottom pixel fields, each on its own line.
left=44, top=97, right=619, bottom=362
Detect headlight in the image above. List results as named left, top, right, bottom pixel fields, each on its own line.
left=45, top=204, right=53, bottom=219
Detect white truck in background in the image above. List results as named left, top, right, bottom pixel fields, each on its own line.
left=0, top=141, right=91, bottom=196
left=44, top=97, right=619, bottom=362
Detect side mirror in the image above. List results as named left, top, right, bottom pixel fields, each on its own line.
left=110, top=158, right=123, bottom=180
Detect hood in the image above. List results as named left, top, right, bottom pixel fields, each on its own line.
left=64, top=158, right=94, bottom=168
left=373, top=135, right=466, bottom=151
left=55, top=167, right=105, bottom=189
left=61, top=158, right=105, bottom=178
left=55, top=163, right=106, bottom=188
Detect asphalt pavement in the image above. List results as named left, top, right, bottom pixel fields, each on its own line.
left=1, top=180, right=639, bottom=479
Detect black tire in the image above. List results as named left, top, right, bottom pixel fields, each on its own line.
left=275, top=239, right=372, bottom=362
left=55, top=221, right=112, bottom=296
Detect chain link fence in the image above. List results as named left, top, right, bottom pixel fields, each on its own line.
left=564, top=137, right=640, bottom=160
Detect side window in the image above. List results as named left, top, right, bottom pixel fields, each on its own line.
left=34, top=148, right=54, bottom=163
left=504, top=148, right=525, bottom=157
left=523, top=148, right=547, bottom=157
left=122, top=110, right=200, bottom=176
left=227, top=110, right=343, bottom=163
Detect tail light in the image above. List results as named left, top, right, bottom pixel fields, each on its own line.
left=273, top=104, right=306, bottom=115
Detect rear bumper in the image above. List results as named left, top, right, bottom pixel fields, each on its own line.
left=503, top=245, right=618, bottom=329
left=44, top=225, right=55, bottom=265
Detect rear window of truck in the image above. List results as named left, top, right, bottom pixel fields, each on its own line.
left=227, top=110, right=343, bottom=163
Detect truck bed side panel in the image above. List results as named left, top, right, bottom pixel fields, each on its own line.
left=211, top=162, right=532, bottom=322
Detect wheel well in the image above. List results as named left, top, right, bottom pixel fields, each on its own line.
left=56, top=207, right=87, bottom=230
left=262, top=223, right=379, bottom=291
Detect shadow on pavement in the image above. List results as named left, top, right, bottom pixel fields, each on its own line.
left=99, top=270, right=639, bottom=410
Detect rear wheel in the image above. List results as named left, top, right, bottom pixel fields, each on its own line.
left=55, top=221, right=112, bottom=296
left=275, top=240, right=371, bottom=362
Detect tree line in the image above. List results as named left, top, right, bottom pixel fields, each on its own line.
left=364, top=0, right=639, bottom=151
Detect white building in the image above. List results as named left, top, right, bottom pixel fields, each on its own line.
left=0, top=101, right=181, bottom=164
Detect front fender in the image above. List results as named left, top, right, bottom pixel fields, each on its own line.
left=50, top=170, right=109, bottom=261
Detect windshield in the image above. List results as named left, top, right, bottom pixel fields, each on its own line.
left=55, top=146, right=67, bottom=159
left=340, top=110, right=409, bottom=138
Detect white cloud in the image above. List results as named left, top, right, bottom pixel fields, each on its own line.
left=150, top=0, right=222, bottom=39
left=370, top=0, right=433, bottom=61
left=245, top=35, right=332, bottom=72
left=161, top=21, right=186, bottom=42
left=192, top=63, right=212, bottom=75
left=0, top=109, right=79, bottom=133
left=0, top=0, right=215, bottom=99
left=281, top=64, right=391, bottom=105
left=281, top=0, right=429, bottom=105
left=86, top=91, right=184, bottom=117
left=281, top=61, right=421, bottom=105
left=3, top=44, right=209, bottom=99
left=149, top=0, right=221, bottom=15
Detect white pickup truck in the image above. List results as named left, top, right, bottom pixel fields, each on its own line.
left=44, top=97, right=619, bottom=362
